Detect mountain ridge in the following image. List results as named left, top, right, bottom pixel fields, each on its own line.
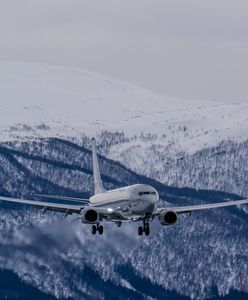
left=1, top=61, right=248, bottom=154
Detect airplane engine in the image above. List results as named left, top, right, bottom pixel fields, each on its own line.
left=159, top=210, right=178, bottom=226
left=81, top=208, right=99, bottom=224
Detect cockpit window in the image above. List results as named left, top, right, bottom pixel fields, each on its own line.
left=139, top=191, right=156, bottom=196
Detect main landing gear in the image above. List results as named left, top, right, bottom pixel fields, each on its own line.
left=138, top=219, right=150, bottom=236
left=91, top=223, right=103, bottom=235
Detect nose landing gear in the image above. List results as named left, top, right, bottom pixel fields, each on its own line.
left=91, top=223, right=104, bottom=235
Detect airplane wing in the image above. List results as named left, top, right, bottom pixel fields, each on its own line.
left=0, top=196, right=125, bottom=221
left=155, top=198, right=248, bottom=214
left=34, top=194, right=90, bottom=204
left=0, top=196, right=83, bottom=214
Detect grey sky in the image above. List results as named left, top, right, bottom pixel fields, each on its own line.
left=1, top=0, right=248, bottom=102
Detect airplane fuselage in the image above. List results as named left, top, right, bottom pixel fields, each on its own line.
left=89, top=184, right=159, bottom=219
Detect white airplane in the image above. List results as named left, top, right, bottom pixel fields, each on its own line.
left=1, top=138, right=248, bottom=236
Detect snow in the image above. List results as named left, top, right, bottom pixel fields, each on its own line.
left=1, top=61, right=248, bottom=153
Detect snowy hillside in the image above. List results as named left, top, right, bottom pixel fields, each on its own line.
left=0, top=139, right=248, bottom=300
left=1, top=62, right=248, bottom=299
left=1, top=61, right=248, bottom=154
left=1, top=61, right=248, bottom=198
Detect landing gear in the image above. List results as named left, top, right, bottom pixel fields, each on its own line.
left=138, top=219, right=150, bottom=236
left=116, top=221, right=122, bottom=228
left=144, top=224, right=150, bottom=236
left=98, top=225, right=103, bottom=235
left=91, top=225, right=97, bottom=235
left=91, top=223, right=103, bottom=235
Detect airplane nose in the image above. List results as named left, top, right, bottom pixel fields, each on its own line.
left=148, top=194, right=158, bottom=205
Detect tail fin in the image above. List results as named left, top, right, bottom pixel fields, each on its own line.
left=92, top=138, right=105, bottom=195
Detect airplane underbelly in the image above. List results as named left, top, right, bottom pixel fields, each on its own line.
left=120, top=199, right=155, bottom=218
left=131, top=200, right=155, bottom=214
left=92, top=197, right=156, bottom=220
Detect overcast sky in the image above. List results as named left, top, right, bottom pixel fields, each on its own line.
left=1, top=0, right=248, bottom=102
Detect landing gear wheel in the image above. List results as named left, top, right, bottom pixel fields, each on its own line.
left=98, top=225, right=104, bottom=235
left=91, top=225, right=97, bottom=235
left=138, top=226, right=143, bottom=236
left=140, top=216, right=151, bottom=236
left=144, top=225, right=150, bottom=236
left=116, top=221, right=122, bottom=228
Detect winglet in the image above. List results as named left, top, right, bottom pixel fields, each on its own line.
left=92, top=138, right=105, bottom=194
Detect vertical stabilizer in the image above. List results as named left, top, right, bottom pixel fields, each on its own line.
left=92, top=138, right=105, bottom=195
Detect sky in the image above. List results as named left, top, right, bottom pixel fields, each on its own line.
left=0, top=0, right=248, bottom=103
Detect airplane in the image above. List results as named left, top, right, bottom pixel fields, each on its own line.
left=1, top=138, right=248, bottom=236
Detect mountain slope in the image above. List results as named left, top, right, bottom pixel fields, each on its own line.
left=1, top=62, right=248, bottom=299
left=1, top=61, right=248, bottom=154
left=1, top=61, right=248, bottom=199
left=0, top=138, right=248, bottom=299
left=105, top=135, right=248, bottom=198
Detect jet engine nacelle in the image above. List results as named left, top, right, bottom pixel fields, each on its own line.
left=81, top=208, right=99, bottom=224
left=159, top=210, right=178, bottom=226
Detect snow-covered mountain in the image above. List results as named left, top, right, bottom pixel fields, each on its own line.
left=1, top=61, right=248, bottom=197
left=1, top=61, right=248, bottom=153
left=1, top=61, right=248, bottom=299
